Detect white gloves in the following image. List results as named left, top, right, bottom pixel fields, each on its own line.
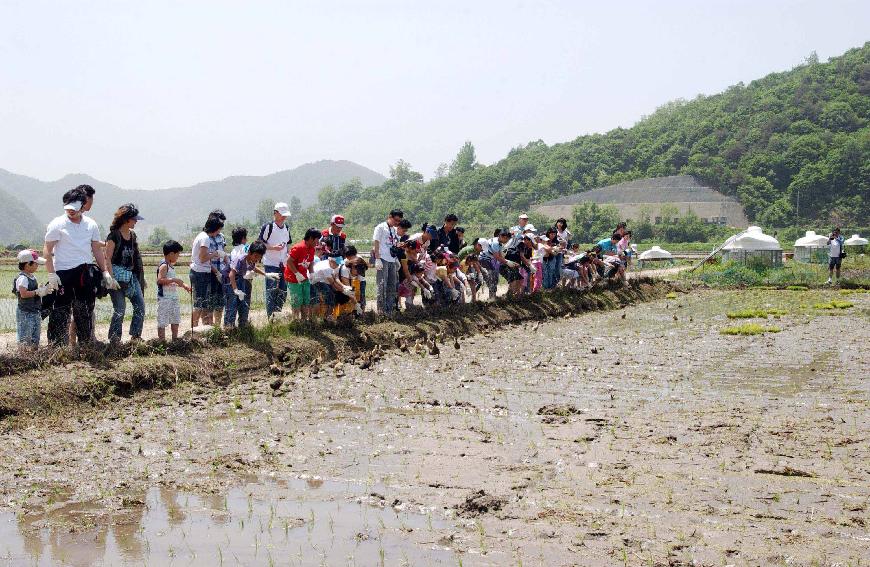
left=243, top=270, right=256, bottom=281
left=264, top=273, right=280, bottom=281
left=375, top=259, right=383, bottom=270
left=216, top=249, right=228, bottom=260
left=34, top=285, right=52, bottom=297
left=354, top=304, right=363, bottom=315
left=528, top=265, right=537, bottom=275
left=505, top=260, right=518, bottom=268
left=422, top=288, right=433, bottom=300
left=47, top=273, right=61, bottom=288
left=234, top=289, right=246, bottom=300
left=102, top=271, right=120, bottom=291
left=449, top=288, right=461, bottom=300
left=341, top=285, right=355, bottom=297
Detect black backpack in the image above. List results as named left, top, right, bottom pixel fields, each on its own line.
left=259, top=222, right=292, bottom=245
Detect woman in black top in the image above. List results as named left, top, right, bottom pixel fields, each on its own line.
left=105, top=204, right=146, bottom=342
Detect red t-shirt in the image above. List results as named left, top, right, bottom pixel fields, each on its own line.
left=285, top=242, right=315, bottom=283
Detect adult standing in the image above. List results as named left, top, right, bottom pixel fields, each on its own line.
left=105, top=204, right=146, bottom=343
left=827, top=227, right=845, bottom=284
left=69, top=183, right=100, bottom=344
left=259, top=202, right=292, bottom=318
left=373, top=209, right=403, bottom=315
left=190, top=215, right=226, bottom=327
left=207, top=210, right=229, bottom=326
left=43, top=188, right=119, bottom=345
left=320, top=215, right=347, bottom=259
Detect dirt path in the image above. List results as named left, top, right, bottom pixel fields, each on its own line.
left=0, top=287, right=866, bottom=566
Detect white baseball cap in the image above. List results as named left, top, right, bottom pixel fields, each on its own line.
left=17, top=249, right=47, bottom=265
left=518, top=214, right=529, bottom=220
left=63, top=200, right=84, bottom=212
left=274, top=202, right=291, bottom=216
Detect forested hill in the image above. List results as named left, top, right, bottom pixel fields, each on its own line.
left=0, top=188, right=42, bottom=244
left=331, top=42, right=869, bottom=232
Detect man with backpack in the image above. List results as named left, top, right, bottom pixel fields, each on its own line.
left=259, top=202, right=292, bottom=317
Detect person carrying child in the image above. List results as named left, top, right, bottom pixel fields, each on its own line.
left=14, top=249, right=53, bottom=349
left=156, top=240, right=192, bottom=341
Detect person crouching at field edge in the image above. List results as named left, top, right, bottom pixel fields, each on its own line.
left=227, top=240, right=268, bottom=328
left=156, top=240, right=191, bottom=341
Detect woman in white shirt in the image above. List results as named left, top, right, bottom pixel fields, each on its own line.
left=189, top=216, right=226, bottom=327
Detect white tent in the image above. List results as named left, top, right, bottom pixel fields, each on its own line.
left=845, top=234, right=868, bottom=246
left=638, top=245, right=673, bottom=268
left=793, top=230, right=829, bottom=263
left=722, top=226, right=783, bottom=266
left=638, top=245, right=673, bottom=260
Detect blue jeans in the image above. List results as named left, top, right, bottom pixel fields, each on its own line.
left=109, top=277, right=145, bottom=341
left=543, top=254, right=562, bottom=289
left=17, top=308, right=41, bottom=346
left=224, top=278, right=252, bottom=327
left=264, top=265, right=286, bottom=317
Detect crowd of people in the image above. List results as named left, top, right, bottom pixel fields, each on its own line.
left=12, top=184, right=634, bottom=349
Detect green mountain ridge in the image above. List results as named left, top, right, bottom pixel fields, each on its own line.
left=331, top=42, right=869, bottom=232
left=0, top=160, right=386, bottom=243
left=0, top=188, right=43, bottom=245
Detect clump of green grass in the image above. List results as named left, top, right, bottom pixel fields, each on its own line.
left=726, top=309, right=769, bottom=319
left=839, top=288, right=869, bottom=294
left=726, top=307, right=789, bottom=319
left=666, top=292, right=677, bottom=299
left=813, top=300, right=854, bottom=310
left=786, top=285, right=808, bottom=291
left=720, top=323, right=782, bottom=336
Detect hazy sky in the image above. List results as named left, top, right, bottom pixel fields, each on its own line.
left=1, top=0, right=868, bottom=189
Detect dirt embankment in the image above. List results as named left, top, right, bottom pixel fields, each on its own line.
left=0, top=278, right=676, bottom=424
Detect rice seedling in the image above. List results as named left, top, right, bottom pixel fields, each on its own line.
left=726, top=309, right=769, bottom=319
left=720, top=323, right=781, bottom=336
left=813, top=300, right=854, bottom=310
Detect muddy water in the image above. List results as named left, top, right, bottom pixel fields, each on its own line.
left=0, top=477, right=453, bottom=566
left=0, top=288, right=868, bottom=566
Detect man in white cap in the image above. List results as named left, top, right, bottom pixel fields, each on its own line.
left=43, top=187, right=119, bottom=346
left=511, top=214, right=530, bottom=237
left=257, top=202, right=292, bottom=317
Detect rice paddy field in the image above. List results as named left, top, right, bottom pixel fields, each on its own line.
left=0, top=283, right=868, bottom=566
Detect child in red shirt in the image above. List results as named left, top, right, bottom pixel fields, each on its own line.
left=284, top=228, right=320, bottom=320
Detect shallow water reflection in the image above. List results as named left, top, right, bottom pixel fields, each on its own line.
left=0, top=477, right=453, bottom=566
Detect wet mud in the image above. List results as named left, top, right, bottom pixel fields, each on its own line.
left=0, top=287, right=868, bottom=566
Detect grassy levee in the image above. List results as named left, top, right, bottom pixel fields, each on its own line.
left=0, top=277, right=675, bottom=423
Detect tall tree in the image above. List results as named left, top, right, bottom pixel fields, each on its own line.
left=450, top=141, right=477, bottom=175
left=389, top=160, right=424, bottom=184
